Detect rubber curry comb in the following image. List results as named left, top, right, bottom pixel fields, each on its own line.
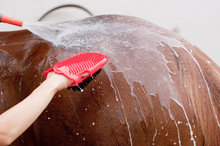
left=44, top=52, right=108, bottom=91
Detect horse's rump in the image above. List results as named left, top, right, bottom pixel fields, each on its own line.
left=0, top=15, right=219, bottom=145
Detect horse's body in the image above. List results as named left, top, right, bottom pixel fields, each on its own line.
left=0, top=15, right=219, bottom=146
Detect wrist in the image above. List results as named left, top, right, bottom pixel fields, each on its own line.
left=40, top=79, right=60, bottom=94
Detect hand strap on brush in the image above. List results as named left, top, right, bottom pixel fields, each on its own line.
left=44, top=52, right=108, bottom=87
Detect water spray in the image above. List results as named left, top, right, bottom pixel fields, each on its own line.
left=0, top=13, right=23, bottom=27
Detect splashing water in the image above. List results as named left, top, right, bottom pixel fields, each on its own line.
left=23, top=16, right=182, bottom=108
left=22, top=15, right=219, bottom=145
left=23, top=21, right=65, bottom=43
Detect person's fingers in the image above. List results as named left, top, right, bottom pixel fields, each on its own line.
left=46, top=71, right=93, bottom=91
left=46, top=72, right=53, bottom=78
left=80, top=72, right=90, bottom=77
left=47, top=71, right=89, bottom=79
left=46, top=71, right=90, bottom=87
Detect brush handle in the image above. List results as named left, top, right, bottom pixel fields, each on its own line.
left=44, top=52, right=108, bottom=87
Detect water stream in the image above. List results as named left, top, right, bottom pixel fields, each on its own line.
left=23, top=16, right=180, bottom=108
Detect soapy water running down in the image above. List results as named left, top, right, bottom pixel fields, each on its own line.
left=22, top=15, right=220, bottom=145
left=23, top=17, right=181, bottom=108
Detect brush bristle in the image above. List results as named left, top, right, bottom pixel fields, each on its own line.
left=68, top=69, right=102, bottom=91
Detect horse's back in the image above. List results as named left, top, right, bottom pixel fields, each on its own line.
left=0, top=15, right=219, bottom=145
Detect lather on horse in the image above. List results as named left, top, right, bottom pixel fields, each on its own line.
left=0, top=15, right=219, bottom=146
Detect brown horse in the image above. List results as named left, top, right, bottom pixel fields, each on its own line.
left=0, top=15, right=219, bottom=146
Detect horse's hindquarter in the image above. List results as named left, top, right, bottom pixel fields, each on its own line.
left=1, top=15, right=219, bottom=145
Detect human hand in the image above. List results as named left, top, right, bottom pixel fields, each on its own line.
left=46, top=71, right=89, bottom=91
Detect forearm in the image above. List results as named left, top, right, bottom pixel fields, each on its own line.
left=0, top=79, right=59, bottom=145
left=0, top=71, right=81, bottom=145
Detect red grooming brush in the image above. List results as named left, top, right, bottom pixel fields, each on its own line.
left=44, top=52, right=108, bottom=91
left=0, top=13, right=23, bottom=27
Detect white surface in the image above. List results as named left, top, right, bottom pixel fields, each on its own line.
left=0, top=0, right=220, bottom=65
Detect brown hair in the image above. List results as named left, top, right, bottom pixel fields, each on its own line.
left=178, top=43, right=220, bottom=145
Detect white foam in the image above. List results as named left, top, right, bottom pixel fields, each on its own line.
left=22, top=15, right=218, bottom=144
left=23, top=15, right=183, bottom=108
left=172, top=99, right=196, bottom=146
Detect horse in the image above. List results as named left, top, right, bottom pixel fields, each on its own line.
left=0, top=15, right=219, bottom=146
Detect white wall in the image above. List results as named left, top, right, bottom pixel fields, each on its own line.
left=1, top=0, right=220, bottom=65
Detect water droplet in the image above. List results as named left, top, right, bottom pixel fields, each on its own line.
left=1, top=92, right=3, bottom=95
left=107, top=104, right=109, bottom=107
left=76, top=133, right=79, bottom=135
left=83, top=137, right=86, bottom=141
left=92, top=122, right=95, bottom=125
left=85, top=108, right=87, bottom=111
left=150, top=93, right=156, bottom=96
left=48, top=117, right=50, bottom=120
left=77, top=85, right=84, bottom=92
left=178, top=121, right=182, bottom=124
left=92, top=88, right=94, bottom=91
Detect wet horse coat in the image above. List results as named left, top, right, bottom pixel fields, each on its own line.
left=0, top=15, right=219, bottom=145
